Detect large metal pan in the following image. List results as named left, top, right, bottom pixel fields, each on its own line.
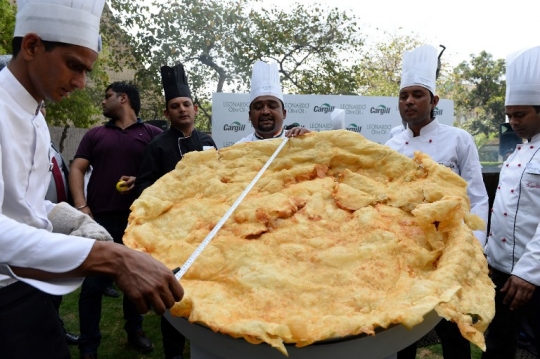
left=164, top=310, right=441, bottom=359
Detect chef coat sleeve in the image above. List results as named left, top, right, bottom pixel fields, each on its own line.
left=0, top=143, right=95, bottom=293
left=513, top=222, right=540, bottom=286
left=457, top=133, right=489, bottom=246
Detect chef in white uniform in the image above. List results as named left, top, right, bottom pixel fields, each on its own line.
left=483, top=45, right=540, bottom=359
left=0, top=1, right=183, bottom=357
left=236, top=61, right=308, bottom=144
left=386, top=45, right=489, bottom=359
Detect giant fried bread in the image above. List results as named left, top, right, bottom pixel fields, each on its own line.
left=124, top=130, right=495, bottom=356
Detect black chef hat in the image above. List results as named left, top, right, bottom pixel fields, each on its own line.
left=161, top=63, right=192, bottom=104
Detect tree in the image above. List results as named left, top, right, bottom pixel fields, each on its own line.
left=448, top=51, right=505, bottom=136
left=106, top=0, right=364, bottom=128
left=0, top=0, right=15, bottom=55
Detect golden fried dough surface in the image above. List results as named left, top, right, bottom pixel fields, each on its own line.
left=125, top=130, right=494, bottom=355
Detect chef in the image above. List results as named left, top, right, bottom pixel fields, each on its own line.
left=385, top=44, right=489, bottom=359
left=135, top=62, right=217, bottom=198
left=236, top=61, right=308, bottom=143
left=0, top=1, right=183, bottom=357
left=483, top=45, right=540, bottom=359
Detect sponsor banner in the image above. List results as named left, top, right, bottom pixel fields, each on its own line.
left=212, top=93, right=454, bottom=149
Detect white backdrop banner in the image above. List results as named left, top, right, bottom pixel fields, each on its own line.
left=211, top=93, right=454, bottom=149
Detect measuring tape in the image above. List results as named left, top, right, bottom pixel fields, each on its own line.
left=175, top=137, right=290, bottom=280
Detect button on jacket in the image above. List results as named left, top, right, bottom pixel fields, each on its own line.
left=486, top=134, right=540, bottom=285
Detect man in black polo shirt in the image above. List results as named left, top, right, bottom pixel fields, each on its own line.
left=69, top=82, right=162, bottom=358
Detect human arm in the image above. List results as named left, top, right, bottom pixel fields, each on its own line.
left=500, top=275, right=536, bottom=310
left=285, top=127, right=310, bottom=137
left=118, top=175, right=136, bottom=194
left=11, top=240, right=184, bottom=314
left=69, top=157, right=92, bottom=217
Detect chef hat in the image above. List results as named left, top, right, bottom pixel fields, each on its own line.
left=161, top=63, right=192, bottom=104
left=249, top=61, right=283, bottom=104
left=505, top=46, right=540, bottom=106
left=400, top=45, right=438, bottom=94
left=14, top=0, right=105, bottom=53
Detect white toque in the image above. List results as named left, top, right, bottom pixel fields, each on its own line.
left=249, top=61, right=284, bottom=104
left=14, top=0, right=106, bottom=53
left=505, top=46, right=540, bottom=106
left=400, top=45, right=438, bottom=94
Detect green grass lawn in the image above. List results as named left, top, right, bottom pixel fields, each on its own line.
left=60, top=288, right=483, bottom=359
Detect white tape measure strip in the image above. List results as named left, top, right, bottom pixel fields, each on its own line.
left=175, top=137, right=290, bottom=280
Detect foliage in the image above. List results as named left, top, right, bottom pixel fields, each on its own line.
left=358, top=32, right=423, bottom=97
left=106, top=0, right=364, bottom=128
left=448, top=51, right=506, bottom=136
left=0, top=0, right=15, bottom=55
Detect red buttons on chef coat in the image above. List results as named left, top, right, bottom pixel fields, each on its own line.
left=506, top=164, right=509, bottom=167
left=511, top=189, right=514, bottom=193
left=429, top=139, right=432, bottom=143
left=497, top=186, right=500, bottom=189
left=504, top=212, right=507, bottom=216
left=531, top=146, right=535, bottom=149
left=518, top=147, right=521, bottom=150
left=518, top=164, right=522, bottom=167
left=405, top=142, right=409, bottom=145
left=502, top=238, right=507, bottom=242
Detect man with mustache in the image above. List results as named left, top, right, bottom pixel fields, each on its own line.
left=237, top=61, right=309, bottom=144
left=134, top=63, right=216, bottom=201
left=483, top=45, right=540, bottom=359
left=385, top=45, right=489, bottom=359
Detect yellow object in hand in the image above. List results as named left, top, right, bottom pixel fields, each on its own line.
left=116, top=180, right=128, bottom=192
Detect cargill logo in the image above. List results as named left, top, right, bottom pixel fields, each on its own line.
left=223, top=121, right=246, bottom=132
left=346, top=123, right=362, bottom=133
left=434, top=107, right=443, bottom=116
left=313, top=103, right=335, bottom=114
left=370, top=105, right=391, bottom=115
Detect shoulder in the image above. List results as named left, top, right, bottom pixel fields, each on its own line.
left=142, top=123, right=163, bottom=136
left=197, top=131, right=215, bottom=142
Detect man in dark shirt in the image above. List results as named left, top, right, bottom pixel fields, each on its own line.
left=69, top=82, right=162, bottom=359
left=134, top=63, right=215, bottom=359
left=135, top=63, right=216, bottom=198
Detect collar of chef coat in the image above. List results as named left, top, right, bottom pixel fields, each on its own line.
left=405, top=118, right=439, bottom=137
left=0, top=67, right=41, bottom=117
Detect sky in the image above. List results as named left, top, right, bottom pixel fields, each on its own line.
left=275, top=0, right=539, bottom=66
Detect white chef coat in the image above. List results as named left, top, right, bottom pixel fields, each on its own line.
left=0, top=67, right=94, bottom=294
left=385, top=119, right=489, bottom=246
left=389, top=124, right=406, bottom=139
left=486, top=134, right=540, bottom=285
left=235, top=128, right=286, bottom=144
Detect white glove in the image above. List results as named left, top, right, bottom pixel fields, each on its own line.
left=48, top=202, right=113, bottom=242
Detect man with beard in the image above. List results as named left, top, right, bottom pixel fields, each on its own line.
left=385, top=45, right=489, bottom=359
left=483, top=45, right=540, bottom=359
left=69, top=82, right=163, bottom=358
left=134, top=62, right=216, bottom=359
left=134, top=63, right=216, bottom=200
left=236, top=61, right=309, bottom=144
left=0, top=1, right=183, bottom=358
